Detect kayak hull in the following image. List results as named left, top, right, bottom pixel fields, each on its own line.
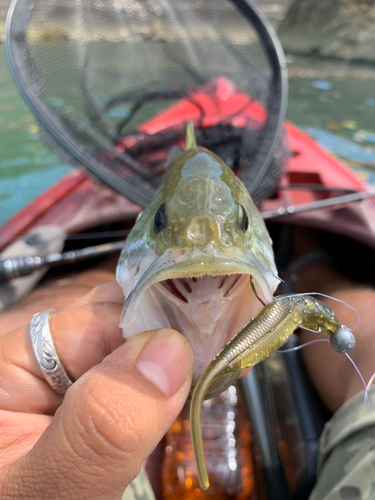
left=1, top=78, right=374, bottom=251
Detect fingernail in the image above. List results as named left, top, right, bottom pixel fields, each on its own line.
left=136, top=331, right=192, bottom=396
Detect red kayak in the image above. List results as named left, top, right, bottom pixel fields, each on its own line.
left=1, top=77, right=374, bottom=252
left=1, top=78, right=374, bottom=500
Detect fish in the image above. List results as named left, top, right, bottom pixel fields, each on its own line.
left=189, top=294, right=340, bottom=490
left=116, top=122, right=279, bottom=395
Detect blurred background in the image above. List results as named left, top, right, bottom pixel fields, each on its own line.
left=0, top=0, right=374, bottom=226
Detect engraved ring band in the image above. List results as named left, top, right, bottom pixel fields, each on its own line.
left=29, top=310, right=73, bottom=394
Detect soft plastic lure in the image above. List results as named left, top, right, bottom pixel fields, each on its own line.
left=190, top=294, right=341, bottom=491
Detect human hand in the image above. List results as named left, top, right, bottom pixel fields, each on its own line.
left=0, top=282, right=193, bottom=499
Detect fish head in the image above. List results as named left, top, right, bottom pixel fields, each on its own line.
left=116, top=146, right=279, bottom=391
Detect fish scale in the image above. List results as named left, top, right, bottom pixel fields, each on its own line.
left=217, top=298, right=294, bottom=366
left=224, top=296, right=297, bottom=361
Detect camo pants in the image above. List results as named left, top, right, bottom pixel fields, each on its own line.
left=123, top=387, right=375, bottom=500
left=310, top=386, right=375, bottom=500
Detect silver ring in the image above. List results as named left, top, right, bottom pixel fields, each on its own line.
left=29, top=310, right=73, bottom=394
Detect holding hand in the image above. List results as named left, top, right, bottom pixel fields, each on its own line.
left=0, top=282, right=193, bottom=499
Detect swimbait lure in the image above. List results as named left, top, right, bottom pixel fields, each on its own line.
left=190, top=294, right=340, bottom=491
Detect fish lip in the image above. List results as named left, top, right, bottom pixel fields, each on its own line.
left=121, top=255, right=273, bottom=324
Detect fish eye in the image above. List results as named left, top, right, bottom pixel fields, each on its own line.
left=153, top=204, right=167, bottom=234
left=238, top=205, right=249, bottom=233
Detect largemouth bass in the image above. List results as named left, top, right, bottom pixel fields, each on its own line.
left=116, top=123, right=279, bottom=395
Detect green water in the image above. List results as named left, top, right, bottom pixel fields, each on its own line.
left=0, top=46, right=70, bottom=227
left=286, top=55, right=375, bottom=185
left=0, top=45, right=375, bottom=229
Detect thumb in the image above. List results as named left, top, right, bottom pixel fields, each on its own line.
left=5, top=329, right=193, bottom=500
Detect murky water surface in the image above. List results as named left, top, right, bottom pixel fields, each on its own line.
left=0, top=47, right=70, bottom=226
left=287, top=55, right=375, bottom=184
left=0, top=47, right=374, bottom=227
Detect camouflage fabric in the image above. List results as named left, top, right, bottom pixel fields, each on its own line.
left=122, top=469, right=155, bottom=500
left=310, top=386, right=375, bottom=500
left=121, top=388, right=375, bottom=500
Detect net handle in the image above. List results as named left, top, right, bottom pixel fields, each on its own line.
left=231, top=0, right=288, bottom=195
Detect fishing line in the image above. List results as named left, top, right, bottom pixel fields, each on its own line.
left=279, top=338, right=370, bottom=407
left=345, top=353, right=370, bottom=407
left=367, top=373, right=375, bottom=392
left=274, top=292, right=360, bottom=331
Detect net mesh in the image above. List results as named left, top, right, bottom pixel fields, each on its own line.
left=7, top=0, right=289, bottom=206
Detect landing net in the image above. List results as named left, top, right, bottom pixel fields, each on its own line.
left=6, top=0, right=288, bottom=206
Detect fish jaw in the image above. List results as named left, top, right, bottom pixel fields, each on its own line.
left=119, top=251, right=276, bottom=384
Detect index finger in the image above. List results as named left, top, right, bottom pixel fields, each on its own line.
left=0, top=283, right=125, bottom=415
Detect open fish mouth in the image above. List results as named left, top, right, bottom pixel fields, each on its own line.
left=120, top=255, right=273, bottom=391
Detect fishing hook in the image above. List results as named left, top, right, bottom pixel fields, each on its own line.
left=250, top=276, right=266, bottom=306
left=298, top=325, right=322, bottom=334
